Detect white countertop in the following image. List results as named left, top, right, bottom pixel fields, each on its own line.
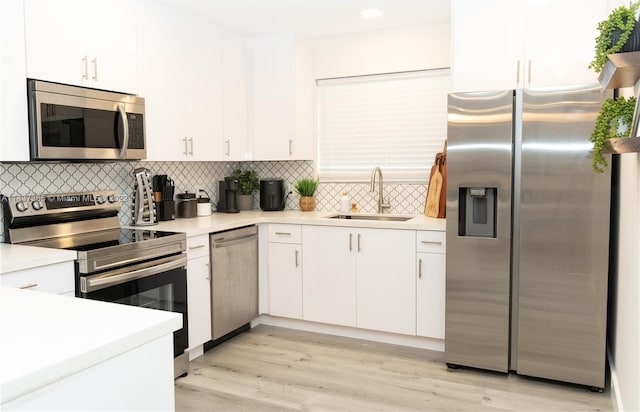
left=0, top=243, right=77, bottom=274
left=0, top=286, right=182, bottom=404
left=142, top=210, right=446, bottom=237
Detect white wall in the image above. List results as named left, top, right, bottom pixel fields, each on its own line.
left=611, top=152, right=640, bottom=412
left=311, top=23, right=450, bottom=80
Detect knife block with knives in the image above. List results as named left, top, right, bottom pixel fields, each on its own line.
left=153, top=174, right=175, bottom=221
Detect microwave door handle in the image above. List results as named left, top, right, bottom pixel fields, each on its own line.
left=118, top=103, right=129, bottom=159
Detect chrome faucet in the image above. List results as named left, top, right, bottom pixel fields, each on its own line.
left=370, top=166, right=390, bottom=213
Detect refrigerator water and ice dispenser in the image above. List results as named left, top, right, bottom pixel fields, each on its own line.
left=458, top=187, right=497, bottom=238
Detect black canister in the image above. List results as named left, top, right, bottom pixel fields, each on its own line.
left=260, top=178, right=285, bottom=211
left=176, top=192, right=197, bottom=218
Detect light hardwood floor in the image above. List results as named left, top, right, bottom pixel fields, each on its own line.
left=175, top=325, right=613, bottom=411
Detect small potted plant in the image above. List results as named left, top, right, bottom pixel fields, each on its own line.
left=589, top=2, right=640, bottom=73
left=232, top=168, right=259, bottom=210
left=293, top=178, right=318, bottom=211
left=589, top=96, right=636, bottom=173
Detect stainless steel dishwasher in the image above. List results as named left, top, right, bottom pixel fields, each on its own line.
left=210, top=225, right=258, bottom=340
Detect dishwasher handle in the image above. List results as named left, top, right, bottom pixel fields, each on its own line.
left=212, top=233, right=257, bottom=248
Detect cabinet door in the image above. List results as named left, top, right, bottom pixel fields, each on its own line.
left=87, top=0, right=138, bottom=94
left=187, top=255, right=212, bottom=349
left=268, top=243, right=302, bottom=319
left=0, top=0, right=29, bottom=161
left=222, top=31, right=249, bottom=161
left=1, top=261, right=75, bottom=295
left=451, top=0, right=524, bottom=92
left=137, top=1, right=222, bottom=161
left=416, top=252, right=446, bottom=339
left=250, top=33, right=296, bottom=160
left=356, top=228, right=416, bottom=335
left=24, top=0, right=87, bottom=87
left=302, top=226, right=357, bottom=327
left=524, top=0, right=605, bottom=88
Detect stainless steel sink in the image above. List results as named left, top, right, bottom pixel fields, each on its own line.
left=326, top=214, right=414, bottom=222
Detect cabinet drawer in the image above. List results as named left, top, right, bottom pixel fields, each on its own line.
left=1, top=261, right=75, bottom=295
left=268, top=224, right=301, bottom=244
left=187, top=234, right=209, bottom=259
left=416, top=231, right=446, bottom=254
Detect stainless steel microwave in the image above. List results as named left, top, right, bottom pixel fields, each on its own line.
left=27, top=80, right=146, bottom=161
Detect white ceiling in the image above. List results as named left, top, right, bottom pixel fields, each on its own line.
left=155, top=0, right=451, bottom=37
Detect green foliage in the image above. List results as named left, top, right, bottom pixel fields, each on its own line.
left=589, top=96, right=636, bottom=173
left=232, top=168, right=259, bottom=195
left=589, top=3, right=640, bottom=73
left=293, top=178, right=318, bottom=197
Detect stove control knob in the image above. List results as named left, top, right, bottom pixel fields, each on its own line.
left=107, top=194, right=116, bottom=203
left=31, top=200, right=43, bottom=211
left=95, top=195, right=105, bottom=205
left=16, top=201, right=29, bottom=212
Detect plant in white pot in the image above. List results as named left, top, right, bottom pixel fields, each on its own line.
left=589, top=96, right=636, bottom=173
left=232, top=169, right=259, bottom=210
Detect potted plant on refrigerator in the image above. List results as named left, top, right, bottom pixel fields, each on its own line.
left=589, top=2, right=640, bottom=73
left=232, top=168, right=259, bottom=210
left=589, top=96, right=636, bottom=173
left=293, top=178, right=318, bottom=211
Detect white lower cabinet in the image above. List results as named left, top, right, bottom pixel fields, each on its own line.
left=186, top=235, right=211, bottom=351
left=301, top=225, right=416, bottom=335
left=1, top=261, right=75, bottom=295
left=416, top=231, right=446, bottom=339
left=268, top=243, right=302, bottom=319
left=301, top=226, right=357, bottom=327
left=267, top=224, right=303, bottom=319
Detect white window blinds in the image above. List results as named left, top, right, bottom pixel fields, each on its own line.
left=317, top=69, right=450, bottom=182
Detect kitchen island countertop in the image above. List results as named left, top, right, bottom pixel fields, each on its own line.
left=0, top=286, right=181, bottom=405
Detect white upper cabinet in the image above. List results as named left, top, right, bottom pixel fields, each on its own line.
left=451, top=0, right=606, bottom=92
left=24, top=0, right=138, bottom=94
left=137, top=0, right=223, bottom=161
left=0, top=0, right=29, bottom=161
left=248, top=33, right=313, bottom=161
left=222, top=31, right=250, bottom=161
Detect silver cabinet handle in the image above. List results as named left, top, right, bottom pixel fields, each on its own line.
left=205, top=262, right=210, bottom=280
left=82, top=56, right=89, bottom=80
left=295, top=249, right=299, bottom=268
left=349, top=233, right=353, bottom=251
left=188, top=137, right=194, bottom=155
left=421, top=240, right=442, bottom=245
left=117, top=103, right=129, bottom=159
left=527, top=60, right=532, bottom=85
left=188, top=244, right=205, bottom=250
left=183, top=137, right=188, bottom=155
left=418, top=258, right=423, bottom=279
left=357, top=233, right=361, bottom=252
left=91, top=57, right=98, bottom=81
left=225, top=139, right=230, bottom=156
left=19, top=283, right=38, bottom=290
left=275, top=232, right=291, bottom=236
left=289, top=139, right=293, bottom=156
left=516, top=60, right=520, bottom=84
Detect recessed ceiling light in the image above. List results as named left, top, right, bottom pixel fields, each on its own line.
left=360, top=8, right=383, bottom=19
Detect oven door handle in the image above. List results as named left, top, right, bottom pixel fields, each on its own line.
left=81, top=254, right=187, bottom=293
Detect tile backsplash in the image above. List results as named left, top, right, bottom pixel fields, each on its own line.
left=1, top=160, right=428, bottom=242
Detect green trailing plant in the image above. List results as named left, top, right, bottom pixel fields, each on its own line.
left=293, top=178, right=318, bottom=197
left=232, top=169, right=259, bottom=195
left=589, top=2, right=640, bottom=73
left=589, top=96, right=636, bottom=173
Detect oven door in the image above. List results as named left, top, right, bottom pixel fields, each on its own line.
left=77, top=254, right=188, bottom=358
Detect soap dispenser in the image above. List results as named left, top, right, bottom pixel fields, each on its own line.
left=340, top=192, right=350, bottom=213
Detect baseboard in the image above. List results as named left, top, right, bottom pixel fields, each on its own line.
left=608, top=348, right=624, bottom=412
left=252, top=314, right=445, bottom=352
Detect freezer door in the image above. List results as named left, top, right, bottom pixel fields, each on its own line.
left=445, top=90, right=514, bottom=372
left=517, top=85, right=610, bottom=388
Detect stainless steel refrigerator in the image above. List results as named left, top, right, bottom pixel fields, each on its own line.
left=445, top=84, right=611, bottom=390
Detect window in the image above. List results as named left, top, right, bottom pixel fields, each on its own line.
left=317, top=69, right=450, bottom=182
